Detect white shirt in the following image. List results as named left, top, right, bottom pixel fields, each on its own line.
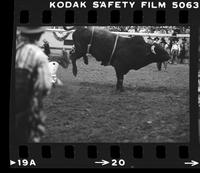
left=48, top=61, right=59, bottom=83
left=171, top=43, right=181, bottom=52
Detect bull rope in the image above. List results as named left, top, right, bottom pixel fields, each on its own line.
left=108, top=34, right=119, bottom=65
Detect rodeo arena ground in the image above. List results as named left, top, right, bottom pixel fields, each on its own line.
left=22, top=26, right=191, bottom=143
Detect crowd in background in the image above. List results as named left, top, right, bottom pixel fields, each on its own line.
left=50, top=26, right=190, bottom=35
left=146, top=34, right=190, bottom=65
left=105, top=26, right=190, bottom=34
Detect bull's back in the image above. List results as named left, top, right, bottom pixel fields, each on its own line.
left=114, top=36, right=153, bottom=71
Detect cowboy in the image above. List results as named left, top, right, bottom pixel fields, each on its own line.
left=171, top=37, right=181, bottom=64
left=15, top=27, right=52, bottom=143
left=156, top=37, right=169, bottom=70
left=179, top=38, right=189, bottom=64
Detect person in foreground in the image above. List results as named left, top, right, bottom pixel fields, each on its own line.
left=15, top=27, right=52, bottom=143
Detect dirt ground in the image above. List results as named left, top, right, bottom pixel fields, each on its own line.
left=42, top=58, right=189, bottom=143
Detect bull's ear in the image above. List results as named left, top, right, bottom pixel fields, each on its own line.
left=151, top=45, right=156, bottom=54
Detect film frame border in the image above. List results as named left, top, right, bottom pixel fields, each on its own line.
left=10, top=0, right=200, bottom=168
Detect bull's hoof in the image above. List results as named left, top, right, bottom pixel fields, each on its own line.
left=83, top=59, right=88, bottom=65
left=101, top=62, right=108, bottom=66
left=116, top=88, right=125, bottom=92
left=120, top=88, right=125, bottom=92
left=52, top=83, right=56, bottom=88
left=72, top=69, right=77, bottom=77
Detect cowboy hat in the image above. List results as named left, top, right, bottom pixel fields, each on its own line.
left=18, top=27, right=46, bottom=34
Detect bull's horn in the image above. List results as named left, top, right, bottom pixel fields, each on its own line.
left=151, top=45, right=156, bottom=54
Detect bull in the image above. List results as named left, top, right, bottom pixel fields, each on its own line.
left=65, top=26, right=170, bottom=91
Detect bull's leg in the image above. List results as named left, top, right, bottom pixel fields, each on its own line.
left=83, top=55, right=88, bottom=65
left=71, top=60, right=77, bottom=76
left=163, top=61, right=167, bottom=70
left=113, top=60, right=125, bottom=92
left=115, top=71, right=124, bottom=92
left=156, top=62, right=162, bottom=71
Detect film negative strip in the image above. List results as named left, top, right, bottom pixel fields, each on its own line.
left=10, top=0, right=200, bottom=169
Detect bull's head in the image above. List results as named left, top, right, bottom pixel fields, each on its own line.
left=150, top=43, right=171, bottom=62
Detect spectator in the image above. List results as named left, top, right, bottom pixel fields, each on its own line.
left=171, top=37, right=181, bottom=64
left=153, top=37, right=160, bottom=44
left=179, top=38, right=190, bottom=64
left=147, top=36, right=153, bottom=44
left=179, top=38, right=186, bottom=64
left=61, top=48, right=70, bottom=68
left=157, top=37, right=168, bottom=70
left=43, top=39, right=51, bottom=57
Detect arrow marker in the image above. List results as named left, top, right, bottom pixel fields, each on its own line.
left=95, top=159, right=109, bottom=166
left=10, top=160, right=16, bottom=166
left=184, top=160, right=199, bottom=167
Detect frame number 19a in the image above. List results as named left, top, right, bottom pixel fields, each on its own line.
left=18, top=159, right=36, bottom=167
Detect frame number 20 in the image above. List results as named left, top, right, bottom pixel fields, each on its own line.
left=111, top=159, right=126, bottom=167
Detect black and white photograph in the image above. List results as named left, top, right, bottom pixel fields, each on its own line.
left=15, top=26, right=190, bottom=143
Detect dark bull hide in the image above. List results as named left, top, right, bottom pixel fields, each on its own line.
left=68, top=27, right=171, bottom=91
